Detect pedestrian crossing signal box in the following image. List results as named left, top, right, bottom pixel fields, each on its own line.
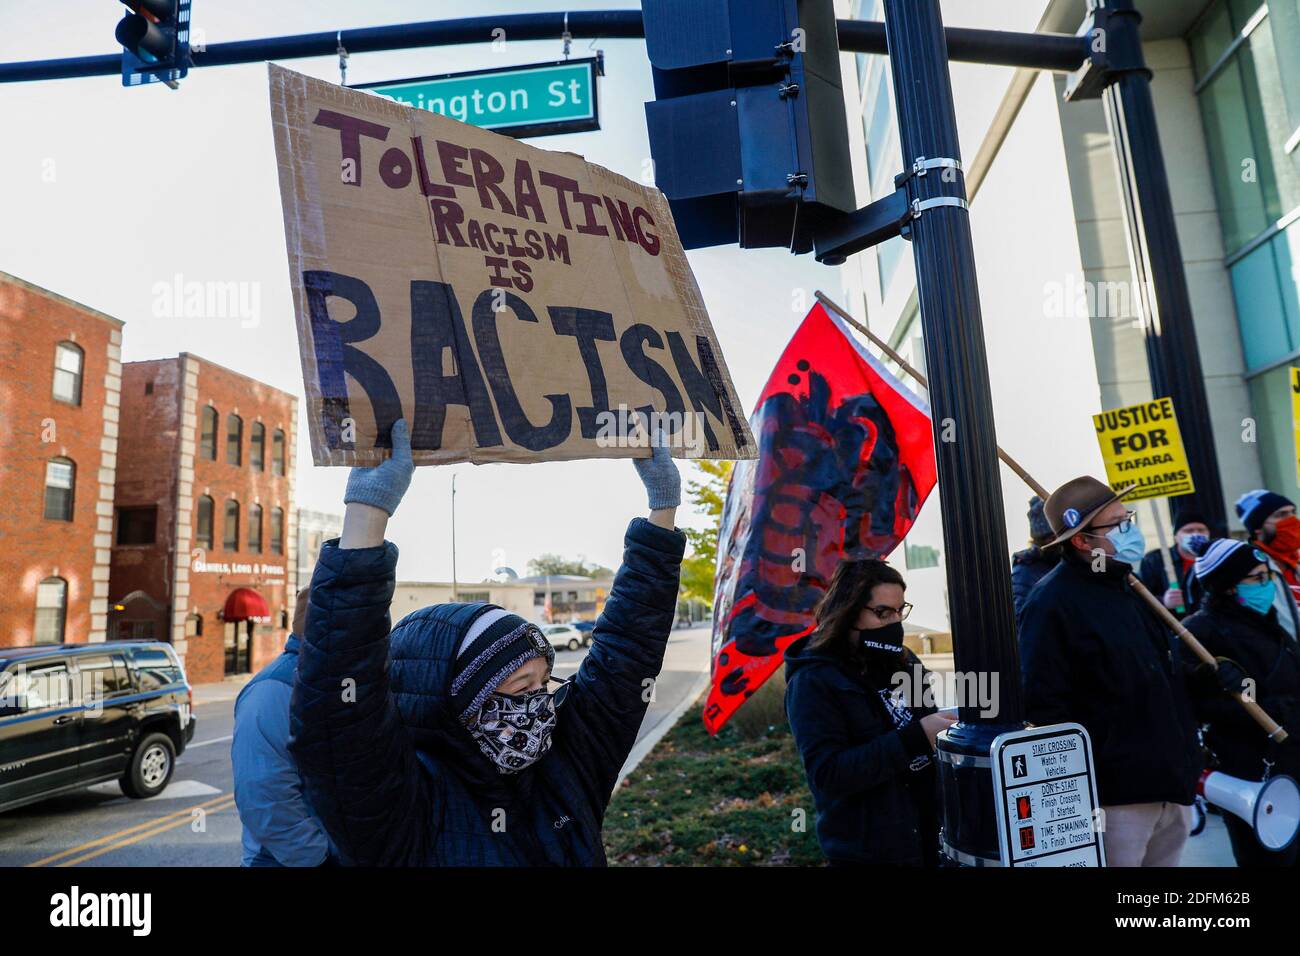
left=990, top=723, right=1105, bottom=867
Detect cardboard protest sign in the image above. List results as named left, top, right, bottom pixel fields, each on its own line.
left=1291, top=367, right=1300, bottom=485
left=269, top=64, right=755, bottom=466
left=1092, top=397, right=1195, bottom=501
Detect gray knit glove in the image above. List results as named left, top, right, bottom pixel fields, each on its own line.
left=633, top=443, right=681, bottom=511
left=344, top=419, right=414, bottom=516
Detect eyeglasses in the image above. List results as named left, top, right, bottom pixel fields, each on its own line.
left=1086, top=510, right=1138, bottom=535
left=1240, top=571, right=1272, bottom=586
left=864, top=603, right=912, bottom=623
left=483, top=673, right=572, bottom=723
left=547, top=672, right=573, bottom=709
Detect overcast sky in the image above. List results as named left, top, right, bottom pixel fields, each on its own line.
left=0, top=1, right=843, bottom=584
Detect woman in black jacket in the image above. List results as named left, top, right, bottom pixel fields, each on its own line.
left=1183, top=539, right=1300, bottom=867
left=289, top=420, right=686, bottom=866
left=784, top=559, right=957, bottom=866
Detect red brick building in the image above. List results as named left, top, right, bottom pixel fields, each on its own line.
left=110, top=354, right=299, bottom=684
left=0, top=272, right=123, bottom=648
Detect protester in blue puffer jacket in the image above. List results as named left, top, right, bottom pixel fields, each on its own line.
left=289, top=419, right=684, bottom=866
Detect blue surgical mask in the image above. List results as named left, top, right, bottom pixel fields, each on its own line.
left=1106, top=522, right=1147, bottom=565
left=1236, top=579, right=1275, bottom=615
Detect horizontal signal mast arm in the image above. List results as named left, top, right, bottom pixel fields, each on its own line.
left=0, top=12, right=1089, bottom=84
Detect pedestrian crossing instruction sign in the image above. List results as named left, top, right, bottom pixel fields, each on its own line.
left=990, top=723, right=1105, bottom=867
left=1291, top=368, right=1300, bottom=485
left=1093, top=397, right=1195, bottom=501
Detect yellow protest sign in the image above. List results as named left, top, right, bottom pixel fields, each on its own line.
left=1092, top=397, right=1195, bottom=501
left=1291, top=368, right=1300, bottom=485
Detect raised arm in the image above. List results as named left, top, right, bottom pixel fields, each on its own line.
left=563, top=442, right=685, bottom=807
left=288, top=420, right=427, bottom=866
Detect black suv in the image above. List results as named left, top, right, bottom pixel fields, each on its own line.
left=0, top=642, right=196, bottom=813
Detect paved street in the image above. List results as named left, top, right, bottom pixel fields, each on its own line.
left=0, top=625, right=711, bottom=867
left=1, top=629, right=1237, bottom=867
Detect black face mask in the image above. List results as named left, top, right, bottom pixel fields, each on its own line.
left=858, top=620, right=905, bottom=653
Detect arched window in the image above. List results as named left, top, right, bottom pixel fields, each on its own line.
left=196, top=495, right=214, bottom=549
left=248, top=503, right=263, bottom=553
left=270, top=507, right=284, bottom=555
left=272, top=429, right=286, bottom=476
left=34, top=577, right=67, bottom=644
left=250, top=422, right=265, bottom=472
left=199, top=406, right=218, bottom=460
left=43, top=457, right=75, bottom=521
left=226, top=414, right=243, bottom=466
left=52, top=342, right=84, bottom=406
left=223, top=499, right=240, bottom=551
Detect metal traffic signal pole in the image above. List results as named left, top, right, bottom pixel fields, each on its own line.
left=1069, top=0, right=1229, bottom=533
left=882, top=0, right=1024, bottom=867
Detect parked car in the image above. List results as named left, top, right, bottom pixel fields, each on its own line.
left=541, top=624, right=585, bottom=652
left=570, top=620, right=596, bottom=647
left=0, top=641, right=196, bottom=813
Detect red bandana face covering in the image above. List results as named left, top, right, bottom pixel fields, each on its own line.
left=1271, top=515, right=1300, bottom=555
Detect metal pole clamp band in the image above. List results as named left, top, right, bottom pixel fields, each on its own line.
left=910, top=155, right=963, bottom=177
left=911, top=196, right=969, bottom=219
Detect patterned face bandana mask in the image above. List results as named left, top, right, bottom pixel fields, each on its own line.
left=469, top=688, right=560, bottom=774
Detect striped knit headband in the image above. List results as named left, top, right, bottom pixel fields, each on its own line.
left=449, top=607, right=554, bottom=725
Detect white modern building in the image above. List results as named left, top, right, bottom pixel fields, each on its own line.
left=832, top=0, right=1300, bottom=630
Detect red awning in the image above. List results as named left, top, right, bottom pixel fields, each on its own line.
left=223, top=587, right=270, bottom=623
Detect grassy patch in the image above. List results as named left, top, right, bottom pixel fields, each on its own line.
left=602, top=699, right=826, bottom=866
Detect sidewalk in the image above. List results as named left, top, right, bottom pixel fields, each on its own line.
left=191, top=674, right=253, bottom=705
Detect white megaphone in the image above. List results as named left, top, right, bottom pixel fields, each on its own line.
left=1198, top=769, right=1300, bottom=851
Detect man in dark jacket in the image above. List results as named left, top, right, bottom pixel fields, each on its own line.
left=289, top=420, right=685, bottom=866
left=1183, top=539, right=1300, bottom=867
left=1136, top=502, right=1210, bottom=619
left=1019, top=476, right=1203, bottom=867
left=1011, top=495, right=1058, bottom=624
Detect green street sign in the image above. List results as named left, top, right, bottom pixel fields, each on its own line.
left=353, top=57, right=602, bottom=139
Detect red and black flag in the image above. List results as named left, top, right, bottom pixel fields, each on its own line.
left=704, top=302, right=937, bottom=735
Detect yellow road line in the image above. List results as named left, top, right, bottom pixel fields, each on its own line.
left=27, top=792, right=234, bottom=867
left=54, top=796, right=237, bottom=867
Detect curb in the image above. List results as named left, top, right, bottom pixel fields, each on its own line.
left=191, top=676, right=253, bottom=705
left=617, top=669, right=712, bottom=786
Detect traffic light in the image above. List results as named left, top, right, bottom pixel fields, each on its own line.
left=642, top=0, right=854, bottom=253
left=116, top=0, right=192, bottom=88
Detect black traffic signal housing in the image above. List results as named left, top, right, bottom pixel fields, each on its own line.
left=643, top=0, right=855, bottom=253
left=116, top=0, right=192, bottom=88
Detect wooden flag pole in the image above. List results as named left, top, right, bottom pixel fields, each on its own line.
left=814, top=289, right=1288, bottom=742
left=814, top=291, right=1049, bottom=497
